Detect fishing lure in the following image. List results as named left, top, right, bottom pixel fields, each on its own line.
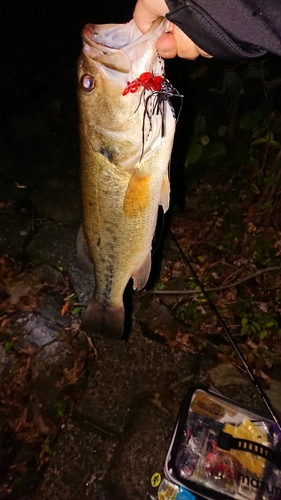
left=123, top=71, right=183, bottom=161
left=122, top=72, right=163, bottom=95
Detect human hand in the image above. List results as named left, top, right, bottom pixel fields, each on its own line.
left=133, top=0, right=212, bottom=60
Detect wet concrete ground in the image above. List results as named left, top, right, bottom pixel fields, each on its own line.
left=1, top=2, right=281, bottom=499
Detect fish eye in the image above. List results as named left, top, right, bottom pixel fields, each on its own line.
left=81, top=74, right=95, bottom=93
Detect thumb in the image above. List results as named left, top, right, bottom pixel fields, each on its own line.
left=133, top=3, right=156, bottom=33
left=133, top=0, right=169, bottom=34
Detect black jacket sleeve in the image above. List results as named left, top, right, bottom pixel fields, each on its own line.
left=165, top=0, right=281, bottom=60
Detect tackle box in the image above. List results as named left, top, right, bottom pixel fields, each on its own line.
left=163, top=387, right=281, bottom=500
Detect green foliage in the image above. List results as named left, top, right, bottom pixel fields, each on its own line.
left=72, top=306, right=82, bottom=315
left=67, top=294, right=77, bottom=306
left=44, top=436, right=54, bottom=455
left=248, top=237, right=278, bottom=266
left=65, top=293, right=82, bottom=315
left=5, top=340, right=14, bottom=352
left=185, top=59, right=281, bottom=180
left=170, top=57, right=281, bottom=356
left=153, top=281, right=165, bottom=291
left=176, top=300, right=208, bottom=326
left=232, top=296, right=280, bottom=342
left=52, top=400, right=69, bottom=419
left=240, top=313, right=279, bottom=340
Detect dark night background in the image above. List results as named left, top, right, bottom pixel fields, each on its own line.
left=1, top=0, right=136, bottom=185
left=1, top=0, right=281, bottom=214
left=1, top=0, right=194, bottom=213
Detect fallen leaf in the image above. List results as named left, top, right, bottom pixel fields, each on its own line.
left=62, top=359, right=85, bottom=385
left=209, top=363, right=250, bottom=387
left=10, top=283, right=31, bottom=305
left=61, top=301, right=70, bottom=316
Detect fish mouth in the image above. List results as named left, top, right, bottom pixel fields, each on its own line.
left=82, top=18, right=164, bottom=51
left=81, top=18, right=166, bottom=73
left=82, top=22, right=141, bottom=52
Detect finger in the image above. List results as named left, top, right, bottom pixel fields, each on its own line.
left=172, top=26, right=201, bottom=59
left=133, top=0, right=169, bottom=34
left=133, top=2, right=153, bottom=33
left=133, top=0, right=158, bottom=33
left=197, top=47, right=213, bottom=58
left=172, top=26, right=212, bottom=59
left=156, top=32, right=177, bottom=58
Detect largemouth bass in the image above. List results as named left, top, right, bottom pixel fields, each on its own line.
left=77, top=19, right=176, bottom=339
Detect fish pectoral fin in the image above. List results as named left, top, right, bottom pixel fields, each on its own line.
left=76, top=226, right=94, bottom=273
left=132, top=251, right=152, bottom=290
left=82, top=300, right=124, bottom=340
left=123, top=172, right=151, bottom=217
left=159, top=173, right=170, bottom=213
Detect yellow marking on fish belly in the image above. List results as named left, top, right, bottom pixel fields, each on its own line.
left=123, top=173, right=150, bottom=217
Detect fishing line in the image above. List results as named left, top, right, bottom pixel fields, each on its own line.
left=169, top=229, right=281, bottom=432
left=139, top=80, right=183, bottom=162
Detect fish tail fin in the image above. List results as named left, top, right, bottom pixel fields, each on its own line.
left=81, top=300, right=124, bottom=340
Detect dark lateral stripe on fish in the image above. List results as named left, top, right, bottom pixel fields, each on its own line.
left=81, top=301, right=124, bottom=339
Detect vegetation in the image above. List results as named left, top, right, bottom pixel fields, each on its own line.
left=151, top=55, right=281, bottom=375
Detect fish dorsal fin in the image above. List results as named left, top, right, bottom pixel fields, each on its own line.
left=132, top=251, right=152, bottom=290
left=95, top=51, right=131, bottom=73
left=159, top=173, right=170, bottom=213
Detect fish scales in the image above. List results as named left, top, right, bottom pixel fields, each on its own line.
left=77, top=19, right=176, bottom=339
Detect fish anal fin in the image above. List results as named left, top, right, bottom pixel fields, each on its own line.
left=123, top=172, right=150, bottom=217
left=76, top=226, right=94, bottom=273
left=159, top=173, right=170, bottom=213
left=82, top=300, right=124, bottom=340
left=132, top=251, right=151, bottom=290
